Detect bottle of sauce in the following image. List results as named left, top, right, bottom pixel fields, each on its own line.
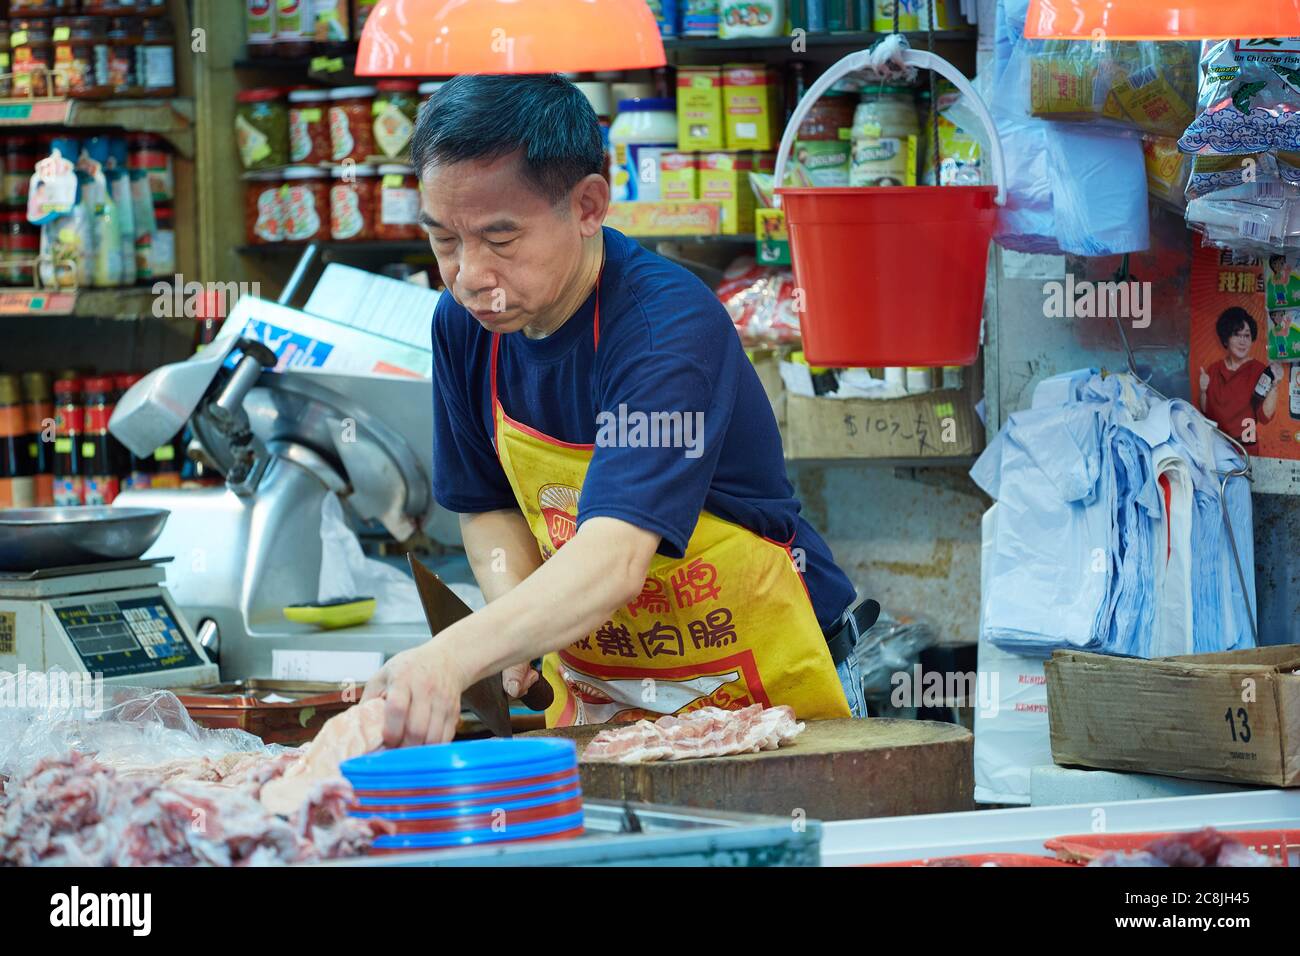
left=150, top=434, right=181, bottom=488
left=0, top=374, right=35, bottom=509
left=81, top=376, right=123, bottom=505
left=137, top=17, right=175, bottom=96
left=246, top=0, right=278, bottom=59
left=21, top=372, right=55, bottom=507
left=52, top=377, right=84, bottom=506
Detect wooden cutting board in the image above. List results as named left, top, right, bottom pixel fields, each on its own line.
left=526, top=718, right=974, bottom=821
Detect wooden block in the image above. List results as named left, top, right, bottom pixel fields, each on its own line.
left=526, top=718, right=974, bottom=821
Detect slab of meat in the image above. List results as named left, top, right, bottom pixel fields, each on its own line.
left=259, top=698, right=387, bottom=816
left=0, top=752, right=390, bottom=866
left=1088, top=828, right=1274, bottom=868
left=583, top=704, right=805, bottom=764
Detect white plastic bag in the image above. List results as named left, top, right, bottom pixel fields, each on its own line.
left=317, top=493, right=426, bottom=624
left=973, top=504, right=1052, bottom=805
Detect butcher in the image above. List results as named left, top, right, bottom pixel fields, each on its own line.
left=363, top=73, right=875, bottom=745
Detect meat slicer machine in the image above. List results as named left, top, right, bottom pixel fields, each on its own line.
left=110, top=294, right=448, bottom=683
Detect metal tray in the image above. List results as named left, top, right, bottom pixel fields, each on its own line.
left=321, top=800, right=822, bottom=867
left=173, top=680, right=356, bottom=746
left=0, top=507, right=169, bottom=572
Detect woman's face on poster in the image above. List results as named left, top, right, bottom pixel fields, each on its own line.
left=1227, top=322, right=1254, bottom=361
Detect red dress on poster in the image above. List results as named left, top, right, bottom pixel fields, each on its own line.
left=1202, top=357, right=1270, bottom=444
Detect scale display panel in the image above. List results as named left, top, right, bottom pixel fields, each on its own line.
left=54, top=596, right=204, bottom=678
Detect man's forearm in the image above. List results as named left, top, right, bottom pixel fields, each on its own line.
left=436, top=517, right=658, bottom=686
left=460, top=509, right=543, bottom=602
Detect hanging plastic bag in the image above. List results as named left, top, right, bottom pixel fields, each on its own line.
left=990, top=0, right=1151, bottom=256
left=317, top=493, right=427, bottom=624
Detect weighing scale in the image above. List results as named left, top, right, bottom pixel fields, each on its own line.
left=0, top=557, right=219, bottom=688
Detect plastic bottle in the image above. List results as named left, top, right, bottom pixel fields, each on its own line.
left=608, top=98, right=677, bottom=202
left=108, top=137, right=136, bottom=285
left=85, top=136, right=124, bottom=287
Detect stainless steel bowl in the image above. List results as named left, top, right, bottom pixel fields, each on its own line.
left=0, top=507, right=170, bottom=572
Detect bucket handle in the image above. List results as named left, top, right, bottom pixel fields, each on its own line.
left=772, top=43, right=1007, bottom=207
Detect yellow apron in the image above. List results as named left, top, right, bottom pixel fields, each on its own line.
left=490, top=278, right=849, bottom=727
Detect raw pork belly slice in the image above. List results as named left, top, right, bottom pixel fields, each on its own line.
left=259, top=697, right=387, bottom=816
left=583, top=704, right=805, bottom=764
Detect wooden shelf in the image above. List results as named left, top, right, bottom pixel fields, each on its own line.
left=0, top=97, right=196, bottom=157
left=0, top=287, right=164, bottom=320
left=664, top=29, right=974, bottom=52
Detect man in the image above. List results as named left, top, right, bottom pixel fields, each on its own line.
left=364, top=74, right=870, bottom=747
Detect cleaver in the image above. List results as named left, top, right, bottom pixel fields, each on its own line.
left=407, top=554, right=554, bottom=738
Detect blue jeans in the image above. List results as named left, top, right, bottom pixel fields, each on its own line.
left=836, top=652, right=867, bottom=718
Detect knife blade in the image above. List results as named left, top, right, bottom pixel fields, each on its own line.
left=407, top=553, right=514, bottom=738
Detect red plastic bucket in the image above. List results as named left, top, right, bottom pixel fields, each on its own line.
left=779, top=184, right=997, bottom=367
left=772, top=42, right=1006, bottom=368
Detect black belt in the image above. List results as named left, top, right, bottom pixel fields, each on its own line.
left=824, top=598, right=881, bottom=667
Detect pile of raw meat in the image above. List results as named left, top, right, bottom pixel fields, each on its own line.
left=0, top=752, right=391, bottom=866
left=583, top=704, right=805, bottom=764
left=0, top=683, right=393, bottom=867
left=1087, top=829, right=1273, bottom=868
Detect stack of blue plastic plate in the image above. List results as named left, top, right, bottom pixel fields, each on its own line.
left=341, top=738, right=584, bottom=854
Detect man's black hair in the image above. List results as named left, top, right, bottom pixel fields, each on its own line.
left=410, top=74, right=604, bottom=205
left=1215, top=306, right=1257, bottom=347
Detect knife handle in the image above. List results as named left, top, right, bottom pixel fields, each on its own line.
left=519, top=672, right=554, bottom=712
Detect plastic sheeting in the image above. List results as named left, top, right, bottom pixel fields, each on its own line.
left=990, top=0, right=1151, bottom=255
left=0, top=672, right=284, bottom=783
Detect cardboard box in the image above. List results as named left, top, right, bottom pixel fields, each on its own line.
left=782, top=386, right=982, bottom=460
left=659, top=152, right=698, bottom=201
left=1045, top=646, right=1300, bottom=787
left=698, top=152, right=755, bottom=235
left=722, top=63, right=779, bottom=151
left=677, top=67, right=724, bottom=151
left=605, top=200, right=723, bottom=236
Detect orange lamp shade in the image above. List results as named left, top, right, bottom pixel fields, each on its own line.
left=356, top=0, right=668, bottom=75
left=1024, top=0, right=1300, bottom=40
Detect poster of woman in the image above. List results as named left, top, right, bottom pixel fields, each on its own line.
left=1191, top=246, right=1296, bottom=458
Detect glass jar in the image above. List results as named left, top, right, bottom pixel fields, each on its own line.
left=329, top=165, right=376, bottom=241
left=793, top=94, right=856, bottom=187
left=137, top=17, right=175, bottom=95
left=4, top=136, right=37, bottom=209
left=418, top=80, right=443, bottom=112
left=0, top=24, right=12, bottom=99
left=375, top=164, right=421, bottom=241
left=245, top=0, right=277, bottom=58
left=235, top=87, right=289, bottom=170
left=353, top=0, right=379, bottom=38
left=105, top=16, right=143, bottom=96
left=372, top=80, right=419, bottom=160
left=279, top=166, right=328, bottom=242
left=13, top=21, right=54, bottom=99
left=55, top=17, right=103, bottom=98
left=13, top=0, right=77, bottom=14
left=328, top=86, right=377, bottom=164
left=149, top=202, right=174, bottom=277
left=274, top=0, right=312, bottom=58
left=0, top=212, right=38, bottom=286
left=288, top=88, right=330, bottom=164
left=850, top=85, right=921, bottom=188
left=244, top=169, right=283, bottom=244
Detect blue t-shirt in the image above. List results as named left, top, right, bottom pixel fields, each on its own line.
left=431, top=226, right=855, bottom=630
